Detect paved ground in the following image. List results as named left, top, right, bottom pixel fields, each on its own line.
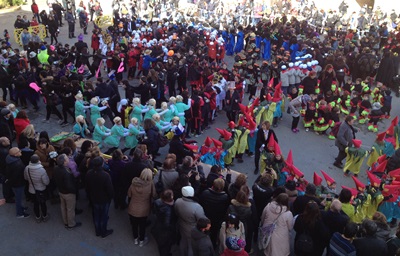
left=0, top=1, right=399, bottom=256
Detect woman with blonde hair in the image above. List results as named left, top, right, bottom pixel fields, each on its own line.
left=19, top=124, right=37, bottom=150
left=158, top=101, right=175, bottom=123
left=128, top=168, right=156, bottom=246
left=93, top=118, right=111, bottom=148
left=175, top=95, right=191, bottom=126
left=73, top=115, right=90, bottom=138
left=130, top=97, right=149, bottom=122
left=123, top=117, right=145, bottom=155
left=152, top=113, right=171, bottom=132
left=74, top=91, right=91, bottom=118
left=104, top=116, right=129, bottom=154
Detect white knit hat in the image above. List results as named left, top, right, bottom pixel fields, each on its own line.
left=182, top=186, right=194, bottom=197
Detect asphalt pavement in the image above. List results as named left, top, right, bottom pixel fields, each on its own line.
left=0, top=2, right=398, bottom=256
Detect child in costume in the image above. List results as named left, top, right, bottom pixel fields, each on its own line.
left=366, top=171, right=384, bottom=219
left=382, top=89, right=392, bottom=119
left=74, top=91, right=91, bottom=118
left=367, top=132, right=387, bottom=167
left=320, top=170, right=338, bottom=198
left=144, top=98, right=158, bottom=120
left=271, top=144, right=286, bottom=186
left=175, top=95, right=191, bottom=127
left=358, top=94, right=371, bottom=124
left=152, top=113, right=171, bottom=132
left=92, top=117, right=111, bottom=148
left=303, top=100, right=317, bottom=131
left=216, top=128, right=234, bottom=166
left=367, top=102, right=383, bottom=132
left=344, top=139, right=368, bottom=177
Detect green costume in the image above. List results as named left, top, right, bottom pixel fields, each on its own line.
left=366, top=143, right=385, bottom=167
left=125, top=124, right=142, bottom=149
left=93, top=124, right=110, bottom=147
left=144, top=107, right=157, bottom=121
left=344, top=147, right=368, bottom=174
left=90, top=105, right=107, bottom=127
left=175, top=102, right=190, bottom=126
left=75, top=100, right=87, bottom=118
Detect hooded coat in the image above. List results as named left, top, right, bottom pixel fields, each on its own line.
left=5, top=155, right=26, bottom=188
left=191, top=227, right=215, bottom=256
left=127, top=177, right=155, bottom=217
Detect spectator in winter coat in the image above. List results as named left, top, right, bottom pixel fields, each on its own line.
left=321, top=199, right=350, bottom=237
left=86, top=157, right=114, bottom=237
left=353, top=219, right=388, bottom=256
left=200, top=178, right=230, bottom=248
left=175, top=185, right=206, bottom=256
left=24, top=154, right=49, bottom=222
left=191, top=218, right=215, bottom=256
left=252, top=173, right=275, bottom=220
left=5, top=147, right=29, bottom=218
left=0, top=108, right=14, bottom=142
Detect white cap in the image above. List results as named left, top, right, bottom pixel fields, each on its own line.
left=301, top=64, right=307, bottom=69
left=281, top=65, right=287, bottom=70
left=289, top=63, right=294, bottom=68
left=294, top=62, right=300, bottom=66
left=182, top=186, right=194, bottom=197
left=307, top=62, right=312, bottom=67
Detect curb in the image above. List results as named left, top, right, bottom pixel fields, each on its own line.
left=0, top=5, right=21, bottom=15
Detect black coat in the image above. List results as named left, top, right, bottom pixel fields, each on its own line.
left=122, top=158, right=147, bottom=194
left=5, top=155, right=26, bottom=188
left=376, top=56, right=396, bottom=86
left=168, top=137, right=194, bottom=165
left=294, top=215, right=331, bottom=256
left=255, top=128, right=278, bottom=150
left=53, top=166, right=76, bottom=194
left=200, top=188, right=229, bottom=223
left=321, top=210, right=349, bottom=236
left=225, top=90, right=240, bottom=111
left=85, top=167, right=114, bottom=204
left=0, top=116, right=13, bottom=142
left=301, top=76, right=318, bottom=95
left=252, top=182, right=274, bottom=220
left=292, top=194, right=322, bottom=216
left=143, top=126, right=160, bottom=156
left=353, top=236, right=388, bottom=256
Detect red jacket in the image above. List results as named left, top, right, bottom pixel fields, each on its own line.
left=91, top=33, right=99, bottom=50
left=31, top=3, right=39, bottom=14
left=14, top=117, right=30, bottom=142
left=220, top=249, right=249, bottom=256
left=208, top=41, right=218, bottom=60
left=218, top=44, right=225, bottom=60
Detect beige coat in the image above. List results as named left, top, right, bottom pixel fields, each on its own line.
left=127, top=177, right=156, bottom=217
left=34, top=144, right=56, bottom=179
left=260, top=201, right=294, bottom=256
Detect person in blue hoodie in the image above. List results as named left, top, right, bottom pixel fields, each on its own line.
left=226, top=29, right=236, bottom=56
left=142, top=49, right=159, bottom=76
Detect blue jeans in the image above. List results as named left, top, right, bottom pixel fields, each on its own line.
left=12, top=186, right=25, bottom=216
left=92, top=202, right=111, bottom=236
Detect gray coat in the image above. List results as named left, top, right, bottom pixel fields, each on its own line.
left=24, top=162, right=50, bottom=193
left=175, top=197, right=206, bottom=238
left=335, top=121, right=356, bottom=150
left=191, top=227, right=215, bottom=256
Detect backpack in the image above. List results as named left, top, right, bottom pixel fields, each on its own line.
left=295, top=229, right=314, bottom=254
left=330, top=121, right=342, bottom=138
left=155, top=169, right=164, bottom=194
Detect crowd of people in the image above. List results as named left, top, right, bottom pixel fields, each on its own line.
left=1, top=0, right=400, bottom=255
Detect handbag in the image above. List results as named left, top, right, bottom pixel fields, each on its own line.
left=258, top=210, right=283, bottom=250
left=157, top=133, right=169, bottom=147
left=155, top=169, right=164, bottom=194
left=27, top=168, right=47, bottom=203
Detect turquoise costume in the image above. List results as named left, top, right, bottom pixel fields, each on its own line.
left=104, top=124, right=127, bottom=147
left=125, top=124, right=143, bottom=149
left=161, top=109, right=175, bottom=123
left=175, top=102, right=190, bottom=126
left=75, top=100, right=87, bottom=118
left=144, top=107, right=157, bottom=120
left=130, top=105, right=146, bottom=122
left=73, top=123, right=88, bottom=138
left=93, top=124, right=110, bottom=147
left=90, top=105, right=107, bottom=127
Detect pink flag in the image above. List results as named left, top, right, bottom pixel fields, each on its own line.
left=117, top=61, right=124, bottom=73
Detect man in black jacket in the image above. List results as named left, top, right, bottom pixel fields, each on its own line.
left=122, top=148, right=147, bottom=200
left=0, top=108, right=14, bottom=143
left=86, top=156, right=114, bottom=238
left=292, top=184, right=323, bottom=216
left=5, top=147, right=29, bottom=218
left=254, top=120, right=278, bottom=174
left=199, top=178, right=230, bottom=248
left=54, top=154, right=81, bottom=229
left=353, top=219, right=388, bottom=256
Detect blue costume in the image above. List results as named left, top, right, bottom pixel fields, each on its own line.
left=226, top=33, right=235, bottom=56
left=234, top=31, right=244, bottom=53
left=255, top=35, right=262, bottom=49
left=262, top=38, right=271, bottom=60
left=247, top=129, right=258, bottom=155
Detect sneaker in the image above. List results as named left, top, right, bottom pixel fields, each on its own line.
left=295, top=128, right=300, bottom=132
left=292, top=129, right=297, bottom=133
left=305, top=128, right=309, bottom=132
left=42, top=214, right=50, bottom=222
left=254, top=169, right=259, bottom=175
left=42, top=119, right=50, bottom=123
left=139, top=237, right=149, bottom=247
left=17, top=213, right=30, bottom=219
left=61, top=122, right=69, bottom=127
left=67, top=222, right=82, bottom=230
left=333, top=162, right=343, bottom=169
left=134, top=238, right=139, bottom=245
left=36, top=216, right=42, bottom=223
left=102, top=229, right=113, bottom=238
